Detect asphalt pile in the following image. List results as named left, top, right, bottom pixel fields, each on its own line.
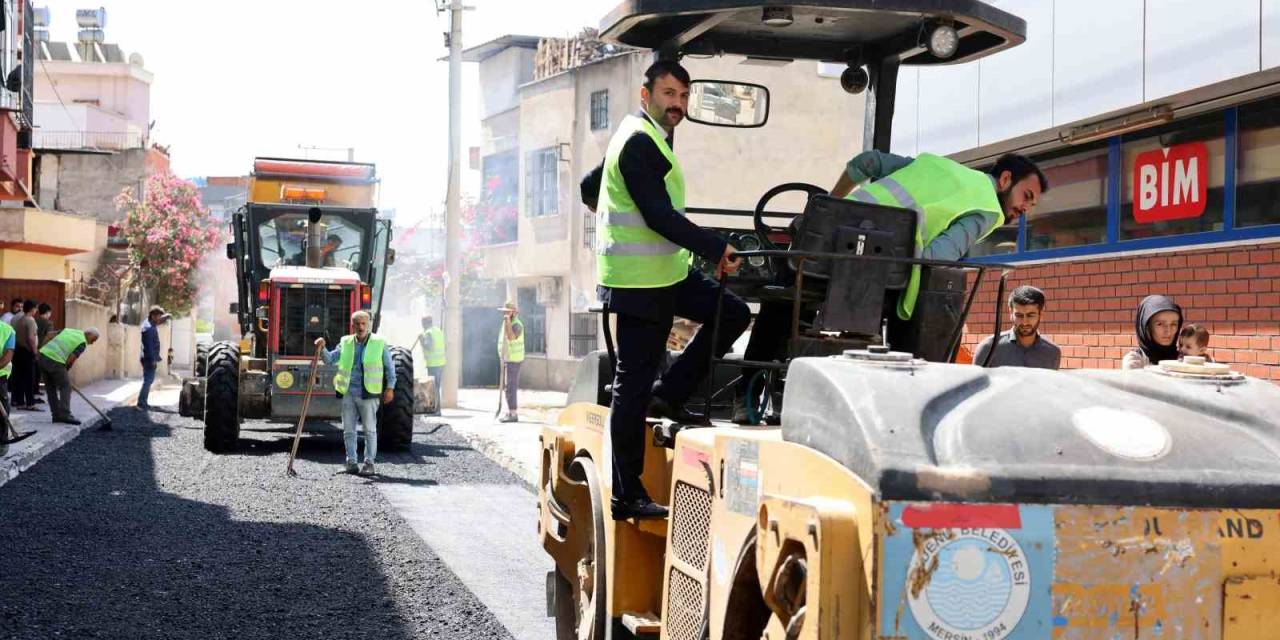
left=0, top=409, right=521, bottom=640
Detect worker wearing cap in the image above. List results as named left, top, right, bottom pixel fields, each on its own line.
left=411, top=315, right=446, bottom=415
left=38, top=327, right=100, bottom=425
left=497, top=302, right=524, bottom=423
left=580, top=60, right=751, bottom=520
left=137, top=306, right=169, bottom=410
left=315, top=310, right=396, bottom=476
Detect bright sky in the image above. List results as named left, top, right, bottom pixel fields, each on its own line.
left=35, top=0, right=620, bottom=225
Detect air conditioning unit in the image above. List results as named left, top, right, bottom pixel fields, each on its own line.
left=536, top=277, right=562, bottom=306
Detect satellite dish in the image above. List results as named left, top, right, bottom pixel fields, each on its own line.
left=128, top=53, right=144, bottom=67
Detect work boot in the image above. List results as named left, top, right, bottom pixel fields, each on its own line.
left=647, top=396, right=710, bottom=426
left=343, top=462, right=359, bottom=474
left=55, top=416, right=81, bottom=426
left=611, top=496, right=669, bottom=521
left=360, top=462, right=376, bottom=476
left=499, top=413, right=518, bottom=423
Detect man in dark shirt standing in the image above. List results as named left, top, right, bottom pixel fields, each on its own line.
left=33, top=302, right=52, bottom=399
left=10, top=300, right=37, bottom=410
left=138, top=306, right=169, bottom=410
left=581, top=61, right=751, bottom=520
left=973, top=285, right=1061, bottom=369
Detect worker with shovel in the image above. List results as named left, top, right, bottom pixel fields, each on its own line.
left=497, top=301, right=524, bottom=423
left=314, top=310, right=395, bottom=476
left=37, top=327, right=99, bottom=425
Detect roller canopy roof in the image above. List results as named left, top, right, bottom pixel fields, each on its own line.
left=599, top=0, right=1025, bottom=65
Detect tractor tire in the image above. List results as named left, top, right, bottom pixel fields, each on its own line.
left=197, top=341, right=234, bottom=377
left=194, top=343, right=210, bottom=377
left=377, top=346, right=415, bottom=452
left=202, top=341, right=241, bottom=453
left=178, top=383, right=191, bottom=417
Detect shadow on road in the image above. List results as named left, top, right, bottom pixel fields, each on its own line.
left=0, top=408, right=421, bottom=640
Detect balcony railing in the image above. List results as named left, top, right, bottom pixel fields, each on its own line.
left=33, top=129, right=145, bottom=151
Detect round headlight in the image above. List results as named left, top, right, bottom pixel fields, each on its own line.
left=928, top=25, right=959, bottom=60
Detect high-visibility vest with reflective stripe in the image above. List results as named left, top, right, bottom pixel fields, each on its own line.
left=333, top=334, right=386, bottom=396
left=498, top=317, right=525, bottom=363
left=596, top=114, right=690, bottom=288
left=0, top=321, right=13, bottom=378
left=40, top=329, right=87, bottom=365
left=423, top=327, right=446, bottom=367
left=849, top=153, right=1003, bottom=320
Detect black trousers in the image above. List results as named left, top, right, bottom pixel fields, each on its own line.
left=11, top=348, right=34, bottom=407
left=609, top=272, right=750, bottom=502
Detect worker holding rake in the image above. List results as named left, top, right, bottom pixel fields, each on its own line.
left=315, top=310, right=395, bottom=476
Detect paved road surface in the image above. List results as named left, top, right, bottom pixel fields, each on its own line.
left=0, top=403, right=555, bottom=640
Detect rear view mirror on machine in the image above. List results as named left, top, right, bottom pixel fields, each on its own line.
left=685, top=80, right=769, bottom=128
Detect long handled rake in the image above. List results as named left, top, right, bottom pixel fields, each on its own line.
left=70, top=383, right=113, bottom=430
left=285, top=344, right=324, bottom=477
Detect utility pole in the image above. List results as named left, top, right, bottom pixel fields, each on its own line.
left=441, top=0, right=469, bottom=409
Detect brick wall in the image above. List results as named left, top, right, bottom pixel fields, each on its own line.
left=961, top=240, right=1280, bottom=381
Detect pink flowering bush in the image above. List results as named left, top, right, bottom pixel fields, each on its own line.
left=115, top=172, right=222, bottom=316
left=396, top=198, right=492, bottom=304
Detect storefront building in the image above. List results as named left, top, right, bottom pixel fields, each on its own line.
left=901, top=1, right=1280, bottom=378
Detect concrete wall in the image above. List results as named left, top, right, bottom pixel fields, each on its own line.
left=47, top=148, right=148, bottom=222
left=65, top=299, right=112, bottom=388
left=478, top=47, right=535, bottom=119
left=517, top=72, right=576, bottom=275
left=0, top=250, right=67, bottom=280
left=33, top=59, right=153, bottom=134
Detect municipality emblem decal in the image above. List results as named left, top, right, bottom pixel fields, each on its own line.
left=906, top=528, right=1030, bottom=640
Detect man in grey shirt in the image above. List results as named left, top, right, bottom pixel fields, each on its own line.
left=973, top=285, right=1061, bottom=369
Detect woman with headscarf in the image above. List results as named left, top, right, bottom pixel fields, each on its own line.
left=1122, top=295, right=1183, bottom=370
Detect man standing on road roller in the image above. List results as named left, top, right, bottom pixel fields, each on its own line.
left=38, top=327, right=100, bottom=425
left=583, top=60, right=751, bottom=520
left=315, top=310, right=396, bottom=476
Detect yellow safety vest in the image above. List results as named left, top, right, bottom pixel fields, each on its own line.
left=596, top=114, right=690, bottom=288
left=333, top=334, right=386, bottom=396
left=0, top=321, right=13, bottom=377
left=498, top=317, right=525, bottom=363
left=40, top=329, right=87, bottom=366
left=423, top=327, right=446, bottom=367
left=849, top=153, right=1004, bottom=319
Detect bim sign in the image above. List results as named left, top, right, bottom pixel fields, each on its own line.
left=1132, top=142, right=1208, bottom=223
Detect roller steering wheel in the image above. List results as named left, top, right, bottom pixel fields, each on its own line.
left=753, top=182, right=829, bottom=251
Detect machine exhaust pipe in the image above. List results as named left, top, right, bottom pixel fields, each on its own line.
left=306, top=207, right=323, bottom=268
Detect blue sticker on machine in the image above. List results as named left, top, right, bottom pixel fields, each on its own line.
left=879, top=502, right=1055, bottom=640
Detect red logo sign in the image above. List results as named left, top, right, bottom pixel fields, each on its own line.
left=1132, top=142, right=1208, bottom=223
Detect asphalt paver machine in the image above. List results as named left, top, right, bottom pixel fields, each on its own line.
left=180, top=158, right=415, bottom=453
left=539, top=2, right=1280, bottom=639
